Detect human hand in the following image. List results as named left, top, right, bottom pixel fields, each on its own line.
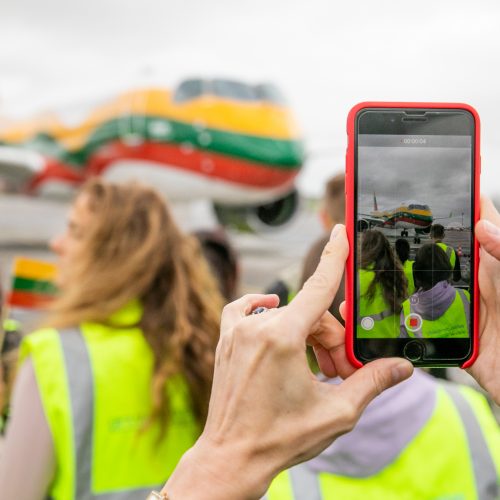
left=163, top=225, right=413, bottom=500
left=469, top=197, right=500, bottom=403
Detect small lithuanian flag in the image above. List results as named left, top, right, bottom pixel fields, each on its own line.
left=8, top=257, right=58, bottom=309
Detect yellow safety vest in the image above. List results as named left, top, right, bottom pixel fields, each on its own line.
left=19, top=301, right=198, bottom=500
left=265, top=385, right=500, bottom=500
left=403, top=260, right=415, bottom=296
left=437, top=242, right=457, bottom=269
left=358, top=268, right=400, bottom=338
left=402, top=289, right=470, bottom=339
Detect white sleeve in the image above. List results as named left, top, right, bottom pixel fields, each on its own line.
left=0, top=358, right=56, bottom=500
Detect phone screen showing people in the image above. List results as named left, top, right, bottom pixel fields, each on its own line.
left=354, top=109, right=475, bottom=364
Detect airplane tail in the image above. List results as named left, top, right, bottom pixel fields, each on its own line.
left=373, top=193, right=378, bottom=212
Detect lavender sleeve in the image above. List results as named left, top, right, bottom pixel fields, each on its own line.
left=0, top=358, right=56, bottom=500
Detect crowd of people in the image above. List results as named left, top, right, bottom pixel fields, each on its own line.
left=358, top=224, right=470, bottom=339
left=0, top=175, right=498, bottom=499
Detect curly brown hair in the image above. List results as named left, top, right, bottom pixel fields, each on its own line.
left=47, top=179, right=224, bottom=435
left=360, top=230, right=407, bottom=313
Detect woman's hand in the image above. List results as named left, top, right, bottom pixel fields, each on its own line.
left=469, top=197, right=500, bottom=403
left=163, top=225, right=413, bottom=500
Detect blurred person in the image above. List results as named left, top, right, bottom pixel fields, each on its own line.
left=401, top=244, right=469, bottom=338
left=395, top=238, right=415, bottom=296
left=358, top=230, right=407, bottom=338
left=0, top=179, right=224, bottom=499
left=431, top=223, right=462, bottom=282
left=0, top=279, right=22, bottom=435
left=300, top=174, right=345, bottom=322
left=157, top=222, right=500, bottom=500
left=266, top=174, right=346, bottom=308
left=192, top=229, right=239, bottom=302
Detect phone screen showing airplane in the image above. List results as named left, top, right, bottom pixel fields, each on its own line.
left=356, top=128, right=473, bottom=344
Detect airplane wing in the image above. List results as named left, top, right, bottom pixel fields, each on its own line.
left=0, top=146, right=46, bottom=192
left=0, top=145, right=84, bottom=198
left=358, top=213, right=386, bottom=227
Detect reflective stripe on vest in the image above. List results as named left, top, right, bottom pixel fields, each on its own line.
left=404, top=289, right=469, bottom=338
left=266, top=385, right=498, bottom=499
left=60, top=328, right=162, bottom=500
left=437, top=242, right=456, bottom=269
left=358, top=269, right=399, bottom=337
left=442, top=384, right=499, bottom=499
left=403, top=260, right=415, bottom=295
left=20, top=317, right=198, bottom=500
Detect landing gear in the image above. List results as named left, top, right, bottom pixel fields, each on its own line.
left=414, top=236, right=421, bottom=244
left=401, top=230, right=409, bottom=237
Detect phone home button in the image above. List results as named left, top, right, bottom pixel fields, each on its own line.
left=403, top=340, right=423, bottom=362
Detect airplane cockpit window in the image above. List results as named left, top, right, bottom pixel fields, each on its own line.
left=173, top=78, right=287, bottom=104
left=173, top=79, right=204, bottom=103
left=211, top=79, right=257, bottom=101
left=255, top=84, right=286, bottom=105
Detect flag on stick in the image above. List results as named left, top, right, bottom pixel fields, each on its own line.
left=7, top=257, right=58, bottom=309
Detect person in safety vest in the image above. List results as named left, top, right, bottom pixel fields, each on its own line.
left=267, top=174, right=346, bottom=308
left=400, top=244, right=469, bottom=338
left=0, top=179, right=224, bottom=499
left=358, top=230, right=407, bottom=338
left=395, top=238, right=415, bottom=296
left=431, top=223, right=462, bottom=282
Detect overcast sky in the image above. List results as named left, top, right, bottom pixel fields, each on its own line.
left=358, top=145, right=471, bottom=224
left=1, top=0, right=500, bottom=197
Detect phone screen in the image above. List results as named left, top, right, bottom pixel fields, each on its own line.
left=354, top=109, right=475, bottom=364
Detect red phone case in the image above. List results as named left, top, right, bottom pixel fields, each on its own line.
left=345, top=102, right=480, bottom=369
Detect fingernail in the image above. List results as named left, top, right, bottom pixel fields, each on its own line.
left=391, top=361, right=413, bottom=384
left=483, top=220, right=500, bottom=236
left=330, top=224, right=342, bottom=241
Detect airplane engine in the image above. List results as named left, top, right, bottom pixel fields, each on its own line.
left=213, top=190, right=299, bottom=232
left=357, top=219, right=370, bottom=232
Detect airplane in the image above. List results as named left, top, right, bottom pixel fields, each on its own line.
left=0, top=78, right=305, bottom=232
left=358, top=194, right=447, bottom=244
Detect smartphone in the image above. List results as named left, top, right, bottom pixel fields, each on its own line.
left=345, top=102, right=480, bottom=368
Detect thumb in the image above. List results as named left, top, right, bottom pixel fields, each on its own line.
left=476, top=219, right=500, bottom=261
left=336, top=358, right=413, bottom=413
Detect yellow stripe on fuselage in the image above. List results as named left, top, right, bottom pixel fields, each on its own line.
left=380, top=207, right=432, bottom=218
left=0, top=88, right=301, bottom=151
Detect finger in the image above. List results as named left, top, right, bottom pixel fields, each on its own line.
left=308, top=312, right=355, bottom=379
left=286, top=224, right=348, bottom=336
left=339, top=301, right=347, bottom=321
left=476, top=220, right=500, bottom=261
left=336, top=358, right=413, bottom=412
left=476, top=198, right=500, bottom=262
left=481, top=196, right=500, bottom=225
left=220, top=294, right=280, bottom=333
left=313, top=344, right=337, bottom=378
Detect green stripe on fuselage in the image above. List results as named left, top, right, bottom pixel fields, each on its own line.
left=8, top=116, right=305, bottom=170
left=386, top=212, right=433, bottom=224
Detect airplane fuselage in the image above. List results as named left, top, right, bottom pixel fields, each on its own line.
left=372, top=204, right=433, bottom=231
left=0, top=82, right=304, bottom=207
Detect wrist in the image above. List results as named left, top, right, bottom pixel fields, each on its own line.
left=163, top=437, right=275, bottom=500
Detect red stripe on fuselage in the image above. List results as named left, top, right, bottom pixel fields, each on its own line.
left=384, top=216, right=431, bottom=227
left=27, top=158, right=85, bottom=194
left=86, top=141, right=298, bottom=189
